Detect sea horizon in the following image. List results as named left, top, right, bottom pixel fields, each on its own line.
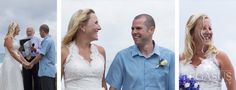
left=0, top=53, right=5, bottom=63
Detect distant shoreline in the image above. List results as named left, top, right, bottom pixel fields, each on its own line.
left=0, top=53, right=5, bottom=63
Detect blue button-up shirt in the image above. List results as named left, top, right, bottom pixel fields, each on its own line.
left=38, top=35, right=56, bottom=78
left=106, top=42, right=175, bottom=90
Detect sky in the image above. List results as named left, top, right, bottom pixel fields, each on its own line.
left=180, top=0, right=236, bottom=89
left=0, top=0, right=57, bottom=53
left=61, top=0, right=175, bottom=73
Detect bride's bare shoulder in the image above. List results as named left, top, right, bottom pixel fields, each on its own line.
left=179, top=54, right=185, bottom=61
left=4, top=36, right=13, bottom=47
left=4, top=36, right=13, bottom=40
left=61, top=45, right=69, bottom=56
left=215, top=50, right=231, bottom=66
left=61, top=45, right=69, bottom=66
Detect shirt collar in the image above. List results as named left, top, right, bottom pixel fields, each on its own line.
left=131, top=40, right=160, bottom=58
left=44, top=35, right=50, bottom=39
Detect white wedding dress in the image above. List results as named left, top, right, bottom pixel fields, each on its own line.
left=63, top=42, right=105, bottom=90
left=180, top=54, right=222, bottom=90
left=0, top=38, right=24, bottom=90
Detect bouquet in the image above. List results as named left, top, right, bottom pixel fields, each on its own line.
left=179, top=74, right=200, bottom=90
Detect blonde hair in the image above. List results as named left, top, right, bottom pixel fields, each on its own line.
left=182, top=14, right=217, bottom=62
left=62, top=9, right=95, bottom=46
left=5, top=22, right=19, bottom=38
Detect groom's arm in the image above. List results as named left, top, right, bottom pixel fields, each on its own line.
left=30, top=54, right=43, bottom=66
left=97, top=45, right=107, bottom=90
left=109, top=87, right=116, bottom=90
left=106, top=52, right=124, bottom=90
left=28, top=54, right=43, bottom=69
left=30, top=39, right=51, bottom=67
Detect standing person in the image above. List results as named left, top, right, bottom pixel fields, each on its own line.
left=61, top=9, right=107, bottom=90
left=20, top=27, right=41, bottom=90
left=28, top=24, right=56, bottom=90
left=0, top=22, right=29, bottom=90
left=106, top=14, right=175, bottom=90
left=179, top=14, right=236, bottom=90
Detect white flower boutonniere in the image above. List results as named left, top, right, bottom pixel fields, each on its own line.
left=155, top=58, right=168, bottom=68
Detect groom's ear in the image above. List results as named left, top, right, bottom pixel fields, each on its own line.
left=148, top=26, right=155, bottom=33
left=151, top=26, right=155, bottom=32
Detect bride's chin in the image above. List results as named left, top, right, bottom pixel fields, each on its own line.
left=205, top=40, right=212, bottom=45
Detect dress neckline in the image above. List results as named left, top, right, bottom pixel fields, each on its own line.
left=188, top=57, right=206, bottom=69
left=73, top=42, right=96, bottom=65
left=183, top=56, right=210, bottom=70
left=186, top=54, right=218, bottom=70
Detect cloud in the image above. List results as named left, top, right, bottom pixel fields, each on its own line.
left=0, top=0, right=57, bottom=53
left=62, top=0, right=175, bottom=50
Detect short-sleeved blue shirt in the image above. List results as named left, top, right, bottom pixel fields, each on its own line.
left=106, top=41, right=175, bottom=90
left=38, top=35, right=56, bottom=78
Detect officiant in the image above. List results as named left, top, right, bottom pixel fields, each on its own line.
left=19, top=26, right=41, bottom=90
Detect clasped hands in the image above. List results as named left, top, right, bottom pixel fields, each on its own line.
left=22, top=61, right=34, bottom=69
left=20, top=56, right=34, bottom=69
left=21, top=46, right=37, bottom=69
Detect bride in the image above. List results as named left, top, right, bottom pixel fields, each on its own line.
left=0, top=22, right=29, bottom=90
left=61, top=9, right=107, bottom=90
left=179, top=14, right=236, bottom=90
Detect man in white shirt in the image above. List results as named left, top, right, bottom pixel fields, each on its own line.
left=20, top=26, right=41, bottom=90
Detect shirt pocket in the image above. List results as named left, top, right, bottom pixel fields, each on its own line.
left=148, top=68, right=168, bottom=87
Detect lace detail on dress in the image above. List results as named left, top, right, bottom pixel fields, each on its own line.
left=180, top=54, right=222, bottom=90
left=64, top=42, right=105, bottom=90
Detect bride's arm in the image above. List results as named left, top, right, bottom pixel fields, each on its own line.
left=61, top=46, right=69, bottom=79
left=4, top=37, right=25, bottom=64
left=217, top=51, right=236, bottom=90
left=97, top=45, right=107, bottom=90
left=17, top=51, right=29, bottom=65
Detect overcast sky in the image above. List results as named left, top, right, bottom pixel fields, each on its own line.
left=62, top=0, right=175, bottom=69
left=180, top=0, right=236, bottom=89
left=0, top=0, right=57, bottom=53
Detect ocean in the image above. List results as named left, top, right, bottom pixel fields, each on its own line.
left=0, top=53, right=5, bottom=63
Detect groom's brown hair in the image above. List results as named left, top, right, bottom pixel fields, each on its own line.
left=40, top=24, right=49, bottom=34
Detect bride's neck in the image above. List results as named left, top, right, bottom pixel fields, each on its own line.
left=194, top=44, right=208, bottom=58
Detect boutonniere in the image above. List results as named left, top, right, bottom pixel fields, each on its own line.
left=155, top=58, right=168, bottom=68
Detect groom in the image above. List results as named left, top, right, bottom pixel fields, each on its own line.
left=106, top=14, right=175, bottom=90
left=26, top=24, right=56, bottom=90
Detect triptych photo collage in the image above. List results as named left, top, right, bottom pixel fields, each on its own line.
left=0, top=0, right=236, bottom=90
